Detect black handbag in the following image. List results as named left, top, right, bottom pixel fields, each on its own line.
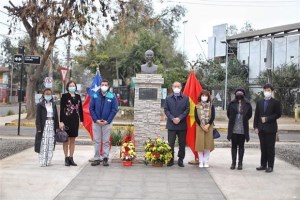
left=55, top=127, right=69, bottom=142
left=213, top=128, right=220, bottom=139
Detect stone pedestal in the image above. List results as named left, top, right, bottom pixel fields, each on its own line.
left=134, top=74, right=164, bottom=159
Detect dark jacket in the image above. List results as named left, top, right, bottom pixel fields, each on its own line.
left=194, top=104, right=215, bottom=126
left=164, top=93, right=190, bottom=130
left=35, top=100, right=59, bottom=153
left=89, top=91, right=118, bottom=124
left=227, top=99, right=252, bottom=142
left=253, top=98, right=282, bottom=133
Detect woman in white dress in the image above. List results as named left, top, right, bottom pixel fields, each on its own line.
left=34, top=88, right=59, bottom=167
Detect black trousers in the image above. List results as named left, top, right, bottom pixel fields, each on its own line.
left=258, top=131, right=276, bottom=168
left=168, top=130, right=186, bottom=161
left=231, top=134, right=245, bottom=162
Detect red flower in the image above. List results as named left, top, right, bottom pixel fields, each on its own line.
left=154, top=153, right=160, bottom=158
left=125, top=146, right=130, bottom=152
left=150, top=144, right=155, bottom=147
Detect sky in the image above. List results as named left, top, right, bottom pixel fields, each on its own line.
left=0, top=0, right=299, bottom=62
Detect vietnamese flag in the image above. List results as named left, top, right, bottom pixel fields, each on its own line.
left=82, top=70, right=102, bottom=140
left=183, top=71, right=202, bottom=159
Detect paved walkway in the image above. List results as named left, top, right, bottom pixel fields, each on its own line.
left=1, top=144, right=300, bottom=200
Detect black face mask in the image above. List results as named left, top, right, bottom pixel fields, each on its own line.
left=235, top=95, right=244, bottom=100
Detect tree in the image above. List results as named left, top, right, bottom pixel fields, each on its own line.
left=227, top=21, right=255, bottom=36
left=195, top=57, right=249, bottom=106
left=76, top=0, right=187, bottom=87
left=227, top=58, right=249, bottom=97
left=258, top=64, right=300, bottom=115
left=5, top=0, right=114, bottom=119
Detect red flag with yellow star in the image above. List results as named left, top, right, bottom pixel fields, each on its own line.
left=183, top=71, right=202, bottom=158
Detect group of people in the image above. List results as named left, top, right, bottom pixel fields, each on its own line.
left=35, top=79, right=118, bottom=167
left=164, top=82, right=281, bottom=173
left=35, top=78, right=281, bottom=173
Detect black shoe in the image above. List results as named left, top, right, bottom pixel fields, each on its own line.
left=167, top=162, right=174, bottom=167
left=265, top=167, right=273, bottom=173
left=69, top=157, right=77, bottom=166
left=103, top=158, right=109, bottom=166
left=256, top=166, right=266, bottom=171
left=91, top=160, right=101, bottom=166
left=230, top=162, right=236, bottom=170
left=178, top=159, right=184, bottom=167
left=237, top=162, right=243, bottom=170
left=65, top=157, right=70, bottom=166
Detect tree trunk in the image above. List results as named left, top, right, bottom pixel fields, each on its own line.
left=25, top=75, right=37, bottom=119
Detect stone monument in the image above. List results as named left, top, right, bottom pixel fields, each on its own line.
left=134, top=50, right=164, bottom=159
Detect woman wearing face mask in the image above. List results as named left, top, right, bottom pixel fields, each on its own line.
left=194, top=90, right=215, bottom=168
left=60, top=81, right=83, bottom=166
left=35, top=88, right=59, bottom=167
left=227, top=88, right=252, bottom=170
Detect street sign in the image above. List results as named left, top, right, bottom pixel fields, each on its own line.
left=13, top=54, right=41, bottom=65
left=14, top=54, right=22, bottom=63
left=24, top=55, right=41, bottom=65
left=44, top=77, right=53, bottom=88
left=58, top=67, right=69, bottom=82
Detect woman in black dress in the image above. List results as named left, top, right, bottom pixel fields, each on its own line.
left=60, top=81, right=83, bottom=166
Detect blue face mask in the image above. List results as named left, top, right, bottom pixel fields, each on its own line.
left=68, top=87, right=76, bottom=92
left=44, top=95, right=52, bottom=102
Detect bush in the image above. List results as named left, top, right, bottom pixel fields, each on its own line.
left=6, top=110, right=15, bottom=116
left=111, top=129, right=123, bottom=146
left=258, top=64, right=300, bottom=115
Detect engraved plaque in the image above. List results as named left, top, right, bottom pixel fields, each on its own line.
left=139, top=88, right=157, bottom=100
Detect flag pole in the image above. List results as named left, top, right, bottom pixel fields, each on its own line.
left=187, top=67, right=200, bottom=165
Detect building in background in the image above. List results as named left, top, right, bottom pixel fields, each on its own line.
left=209, top=22, right=300, bottom=95
left=0, top=66, right=9, bottom=102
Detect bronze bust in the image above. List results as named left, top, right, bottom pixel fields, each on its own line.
left=141, top=50, right=157, bottom=74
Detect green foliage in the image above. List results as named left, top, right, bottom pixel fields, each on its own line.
left=160, top=67, right=189, bottom=89
left=195, top=59, right=225, bottom=90
left=6, top=110, right=15, bottom=116
left=111, top=129, right=124, bottom=146
left=76, top=0, right=187, bottom=85
left=227, top=58, right=249, bottom=94
left=258, top=63, right=300, bottom=115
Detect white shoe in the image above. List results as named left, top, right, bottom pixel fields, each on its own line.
left=199, top=162, right=204, bottom=168
left=204, top=162, right=209, bottom=168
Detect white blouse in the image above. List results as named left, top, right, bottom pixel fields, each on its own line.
left=45, top=103, right=54, bottom=117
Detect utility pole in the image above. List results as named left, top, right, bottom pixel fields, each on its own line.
left=67, top=34, right=71, bottom=81
left=17, top=46, right=25, bottom=136
left=182, top=20, right=188, bottom=55
left=221, top=41, right=229, bottom=110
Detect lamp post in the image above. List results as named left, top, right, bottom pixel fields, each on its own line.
left=221, top=40, right=228, bottom=110
left=182, top=20, right=188, bottom=55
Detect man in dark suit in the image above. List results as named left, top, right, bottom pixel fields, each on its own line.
left=164, top=81, right=190, bottom=167
left=254, top=83, right=282, bottom=173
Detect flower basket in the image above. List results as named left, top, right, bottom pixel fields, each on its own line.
left=122, top=160, right=133, bottom=166
left=152, top=161, right=164, bottom=167
left=144, top=137, right=172, bottom=166
left=120, top=134, right=136, bottom=165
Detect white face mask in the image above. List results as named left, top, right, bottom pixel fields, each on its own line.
left=173, top=87, right=181, bottom=94
left=101, top=86, right=108, bottom=92
left=264, top=91, right=272, bottom=98
left=201, top=96, right=208, bottom=102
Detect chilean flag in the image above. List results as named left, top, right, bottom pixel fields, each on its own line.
left=82, top=70, right=102, bottom=140
left=183, top=71, right=202, bottom=159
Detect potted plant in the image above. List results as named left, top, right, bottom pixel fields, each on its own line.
left=120, top=140, right=136, bottom=166
left=144, top=137, right=172, bottom=167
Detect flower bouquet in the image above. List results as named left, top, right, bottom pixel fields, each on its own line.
left=144, top=137, right=172, bottom=167
left=120, top=141, right=136, bottom=166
